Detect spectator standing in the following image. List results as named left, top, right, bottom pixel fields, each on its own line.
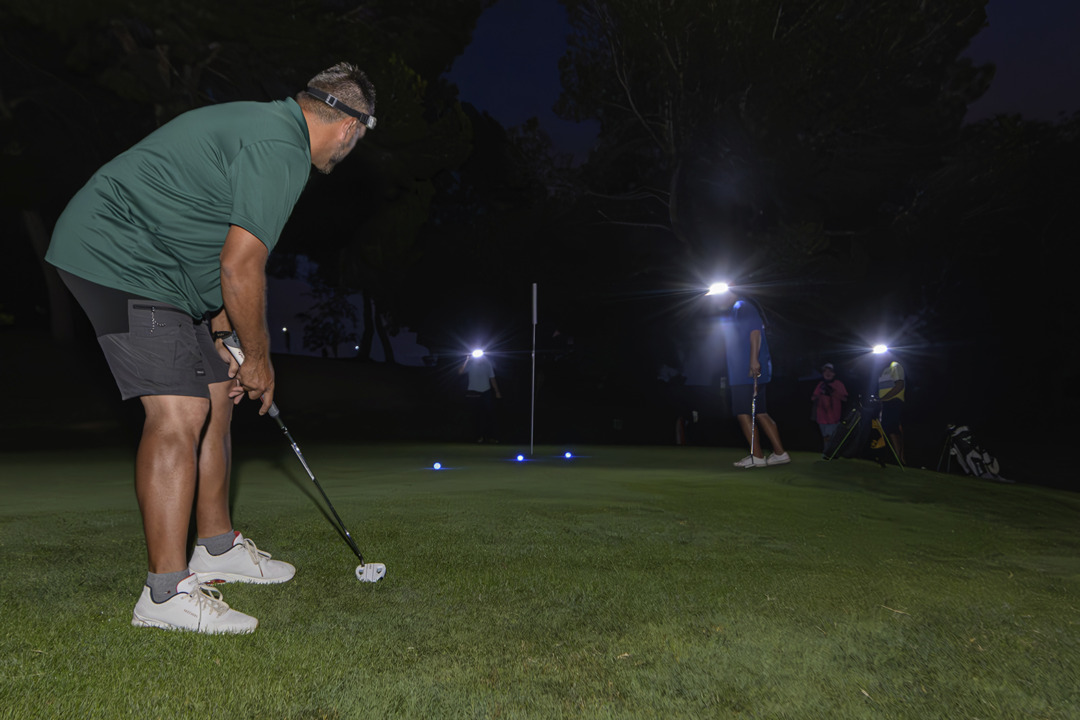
left=811, top=362, right=849, bottom=450
left=877, top=356, right=906, bottom=464
left=459, top=351, right=502, bottom=443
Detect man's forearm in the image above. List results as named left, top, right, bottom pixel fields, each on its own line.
left=749, top=330, right=761, bottom=372
left=221, top=265, right=269, bottom=359
left=880, top=380, right=903, bottom=401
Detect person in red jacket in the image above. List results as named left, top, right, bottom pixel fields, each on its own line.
left=811, top=363, right=848, bottom=450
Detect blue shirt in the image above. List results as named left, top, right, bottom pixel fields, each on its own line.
left=721, top=300, right=771, bottom=385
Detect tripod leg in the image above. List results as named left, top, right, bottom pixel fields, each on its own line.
left=826, top=412, right=860, bottom=460
left=878, top=422, right=905, bottom=471
left=937, top=436, right=951, bottom=473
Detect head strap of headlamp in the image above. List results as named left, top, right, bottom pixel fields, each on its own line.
left=305, top=87, right=376, bottom=129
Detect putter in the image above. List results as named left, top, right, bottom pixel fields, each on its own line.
left=749, top=375, right=758, bottom=465
left=222, top=333, right=386, bottom=583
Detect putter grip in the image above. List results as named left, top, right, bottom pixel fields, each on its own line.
left=221, top=332, right=280, bottom=416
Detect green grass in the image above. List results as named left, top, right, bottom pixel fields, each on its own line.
left=1, top=443, right=1078, bottom=719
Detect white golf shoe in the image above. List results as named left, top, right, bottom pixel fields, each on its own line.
left=189, top=532, right=296, bottom=585
left=131, top=574, right=257, bottom=634
left=766, top=451, right=791, bottom=466
left=734, top=454, right=767, bottom=468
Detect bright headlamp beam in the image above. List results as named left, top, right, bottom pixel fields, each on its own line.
left=471, top=349, right=485, bottom=358
left=706, top=282, right=730, bottom=296
left=872, top=344, right=889, bottom=355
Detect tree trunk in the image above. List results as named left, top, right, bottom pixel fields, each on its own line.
left=358, top=291, right=375, bottom=361
left=375, top=306, right=396, bottom=365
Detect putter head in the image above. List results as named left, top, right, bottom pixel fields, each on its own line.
left=355, top=563, right=387, bottom=583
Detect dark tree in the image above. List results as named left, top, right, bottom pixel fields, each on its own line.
left=0, top=0, right=494, bottom=348
left=556, top=0, right=992, bottom=270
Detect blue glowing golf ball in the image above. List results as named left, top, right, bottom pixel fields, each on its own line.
left=433, top=462, right=441, bottom=470
left=517, top=454, right=525, bottom=462
left=564, top=452, right=572, bottom=459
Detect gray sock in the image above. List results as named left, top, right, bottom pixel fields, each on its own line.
left=197, top=530, right=237, bottom=557
left=146, top=570, right=191, bottom=604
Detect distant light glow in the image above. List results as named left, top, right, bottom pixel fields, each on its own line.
left=472, top=349, right=485, bottom=358
left=433, top=462, right=441, bottom=470
left=564, top=451, right=572, bottom=459
left=281, top=327, right=288, bottom=332
left=516, top=454, right=525, bottom=462
left=707, top=282, right=730, bottom=296
left=872, top=344, right=889, bottom=355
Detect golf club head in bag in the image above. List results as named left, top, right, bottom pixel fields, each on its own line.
left=221, top=332, right=387, bottom=583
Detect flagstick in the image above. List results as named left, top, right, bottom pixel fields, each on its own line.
left=530, top=283, right=537, bottom=456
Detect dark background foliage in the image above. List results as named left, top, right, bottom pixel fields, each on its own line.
left=2, top=0, right=1077, bottom=484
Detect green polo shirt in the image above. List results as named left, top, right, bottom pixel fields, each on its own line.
left=47, top=98, right=311, bottom=317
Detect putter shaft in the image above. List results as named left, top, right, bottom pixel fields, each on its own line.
left=269, top=409, right=366, bottom=565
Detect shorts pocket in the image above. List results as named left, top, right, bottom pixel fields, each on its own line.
left=127, top=302, right=193, bottom=378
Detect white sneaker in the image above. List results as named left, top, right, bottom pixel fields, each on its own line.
left=766, top=452, right=791, bottom=466
left=734, top=454, right=767, bottom=468
left=131, top=574, right=257, bottom=634
left=189, top=532, right=296, bottom=585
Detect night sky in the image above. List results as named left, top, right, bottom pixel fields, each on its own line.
left=444, top=0, right=598, bottom=159
left=445, top=0, right=1080, bottom=158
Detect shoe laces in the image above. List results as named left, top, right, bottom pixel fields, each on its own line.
left=191, top=582, right=231, bottom=617
left=239, top=537, right=273, bottom=568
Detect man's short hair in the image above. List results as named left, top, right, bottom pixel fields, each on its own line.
left=298, top=62, right=376, bottom=123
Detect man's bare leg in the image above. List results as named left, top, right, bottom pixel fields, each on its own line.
left=136, top=395, right=210, bottom=574
left=756, top=413, right=786, bottom=456
left=736, top=414, right=764, bottom=458
left=195, top=379, right=235, bottom=539
left=186, top=377, right=296, bottom=585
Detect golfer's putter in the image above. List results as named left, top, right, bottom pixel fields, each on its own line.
left=221, top=333, right=386, bottom=583
left=749, top=376, right=758, bottom=464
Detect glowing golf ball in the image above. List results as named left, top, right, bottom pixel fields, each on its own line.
left=517, top=454, right=525, bottom=462
left=564, top=452, right=572, bottom=459
left=433, top=462, right=441, bottom=470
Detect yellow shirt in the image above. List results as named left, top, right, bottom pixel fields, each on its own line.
left=877, top=361, right=905, bottom=402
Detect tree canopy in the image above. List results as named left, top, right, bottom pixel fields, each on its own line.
left=556, top=0, right=992, bottom=268
left=0, top=0, right=493, bottom=350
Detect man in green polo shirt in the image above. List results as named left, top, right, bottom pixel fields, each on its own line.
left=46, top=62, right=376, bottom=634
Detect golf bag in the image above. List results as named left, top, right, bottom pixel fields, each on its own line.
left=939, top=425, right=1007, bottom=482
left=823, top=396, right=889, bottom=462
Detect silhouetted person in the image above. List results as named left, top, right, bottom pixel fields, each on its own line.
left=459, top=352, right=502, bottom=443
left=711, top=289, right=790, bottom=468
left=877, top=356, right=906, bottom=464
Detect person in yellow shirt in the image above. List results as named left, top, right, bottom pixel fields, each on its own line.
left=877, top=359, right=905, bottom=464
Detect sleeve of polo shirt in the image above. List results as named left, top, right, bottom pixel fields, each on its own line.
left=228, top=140, right=310, bottom=251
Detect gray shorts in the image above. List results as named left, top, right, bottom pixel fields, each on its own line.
left=58, top=270, right=231, bottom=400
